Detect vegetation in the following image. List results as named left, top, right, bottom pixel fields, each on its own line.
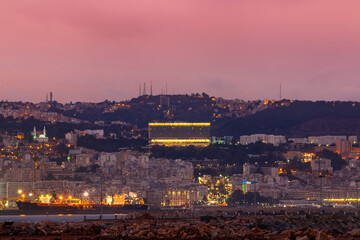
left=227, top=190, right=273, bottom=206
left=214, top=100, right=360, bottom=137
left=316, top=149, right=347, bottom=171
left=78, top=135, right=148, bottom=152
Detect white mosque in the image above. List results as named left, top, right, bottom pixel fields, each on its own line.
left=32, top=126, right=49, bottom=143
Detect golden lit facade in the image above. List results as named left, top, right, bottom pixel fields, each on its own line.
left=149, top=123, right=210, bottom=146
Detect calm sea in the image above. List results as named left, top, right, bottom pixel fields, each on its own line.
left=0, top=214, right=126, bottom=223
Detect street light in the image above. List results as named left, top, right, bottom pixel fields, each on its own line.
left=18, top=189, right=22, bottom=194
left=83, top=192, right=89, bottom=204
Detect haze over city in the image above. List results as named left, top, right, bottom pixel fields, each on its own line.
left=1, top=0, right=360, bottom=103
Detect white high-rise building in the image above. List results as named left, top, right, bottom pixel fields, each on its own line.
left=311, top=158, right=333, bottom=173
left=239, top=134, right=286, bottom=146
left=65, top=132, right=78, bottom=146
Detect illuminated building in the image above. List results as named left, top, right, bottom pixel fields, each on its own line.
left=336, top=139, right=352, bottom=155
left=163, top=185, right=208, bottom=206
left=32, top=126, right=48, bottom=143
left=211, top=136, right=233, bottom=145
left=148, top=122, right=210, bottom=146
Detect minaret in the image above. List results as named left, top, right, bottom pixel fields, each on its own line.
left=143, top=83, right=146, bottom=95
left=139, top=84, right=141, bottom=97
left=50, top=92, right=53, bottom=102
left=46, top=93, right=48, bottom=103
left=32, top=126, right=37, bottom=139
left=43, top=126, right=46, bottom=137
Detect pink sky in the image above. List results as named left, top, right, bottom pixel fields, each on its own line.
left=1, top=1, right=359, bottom=102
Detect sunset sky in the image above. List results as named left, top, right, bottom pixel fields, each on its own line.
left=1, top=1, right=359, bottom=102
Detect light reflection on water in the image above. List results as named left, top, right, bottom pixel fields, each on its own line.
left=0, top=214, right=126, bottom=223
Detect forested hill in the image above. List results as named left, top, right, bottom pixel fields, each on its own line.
left=213, top=101, right=360, bottom=137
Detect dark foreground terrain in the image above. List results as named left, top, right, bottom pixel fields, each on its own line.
left=2, top=211, right=360, bottom=239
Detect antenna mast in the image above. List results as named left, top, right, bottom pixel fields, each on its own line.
left=150, top=81, right=153, bottom=96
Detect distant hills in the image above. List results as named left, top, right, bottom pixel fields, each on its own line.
left=2, top=95, right=360, bottom=139
left=55, top=96, right=360, bottom=137
left=213, top=101, right=360, bottom=137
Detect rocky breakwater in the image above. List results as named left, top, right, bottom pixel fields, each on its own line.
left=2, top=212, right=360, bottom=239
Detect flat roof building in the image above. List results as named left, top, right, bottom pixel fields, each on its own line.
left=148, top=122, right=210, bottom=146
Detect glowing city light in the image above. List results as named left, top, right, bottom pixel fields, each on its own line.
left=149, top=123, right=210, bottom=126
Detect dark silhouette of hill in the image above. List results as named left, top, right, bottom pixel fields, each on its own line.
left=213, top=101, right=360, bottom=137
left=38, top=95, right=360, bottom=138
left=64, top=93, right=217, bottom=128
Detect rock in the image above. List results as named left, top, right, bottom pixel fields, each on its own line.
left=325, top=228, right=342, bottom=237
left=303, top=227, right=317, bottom=238
left=281, top=229, right=294, bottom=238
left=51, top=230, right=61, bottom=235
left=296, top=236, right=310, bottom=240
left=135, top=213, right=155, bottom=221
left=138, top=229, right=150, bottom=237
left=86, top=224, right=101, bottom=235
left=349, top=228, right=360, bottom=237
left=211, top=230, right=218, bottom=238
left=316, top=231, right=330, bottom=240
left=147, top=231, right=155, bottom=238
left=180, top=232, right=187, bottom=239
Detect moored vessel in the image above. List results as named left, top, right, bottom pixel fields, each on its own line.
left=15, top=200, right=148, bottom=214
left=15, top=194, right=148, bottom=214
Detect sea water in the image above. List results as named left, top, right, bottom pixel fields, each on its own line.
left=0, top=214, right=126, bottom=223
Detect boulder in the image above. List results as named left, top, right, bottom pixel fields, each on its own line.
left=349, top=228, right=360, bottom=237
left=316, top=231, right=330, bottom=240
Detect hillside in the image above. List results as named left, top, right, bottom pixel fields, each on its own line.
left=213, top=101, right=360, bottom=137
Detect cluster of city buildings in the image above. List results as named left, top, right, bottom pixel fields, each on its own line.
left=214, top=98, right=290, bottom=118
left=0, top=129, right=207, bottom=207
left=289, top=135, right=358, bottom=146
left=2, top=98, right=360, bottom=209
left=239, top=134, right=286, bottom=146
left=238, top=134, right=358, bottom=149
left=0, top=102, right=83, bottom=124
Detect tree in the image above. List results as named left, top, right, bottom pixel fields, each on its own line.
left=227, top=190, right=273, bottom=206
left=90, top=164, right=100, bottom=173
left=44, top=173, right=56, bottom=180
left=54, top=143, right=69, bottom=156
left=316, top=150, right=346, bottom=171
